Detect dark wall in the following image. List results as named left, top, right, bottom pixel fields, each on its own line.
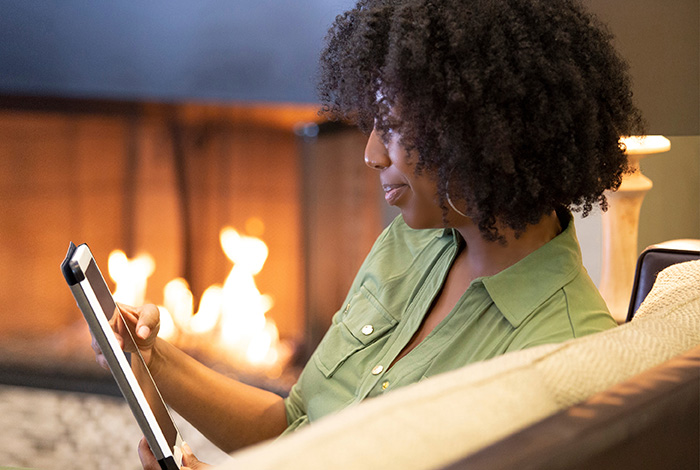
left=0, top=0, right=352, bottom=104
left=0, top=1, right=697, bottom=134
left=586, top=0, right=699, bottom=135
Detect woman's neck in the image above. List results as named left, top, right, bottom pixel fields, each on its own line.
left=452, top=210, right=563, bottom=280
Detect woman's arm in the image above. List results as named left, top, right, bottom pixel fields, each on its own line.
left=95, top=303, right=289, bottom=453
left=146, top=337, right=288, bottom=452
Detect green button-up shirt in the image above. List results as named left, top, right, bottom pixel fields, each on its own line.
left=283, top=212, right=615, bottom=433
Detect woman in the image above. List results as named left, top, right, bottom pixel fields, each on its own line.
left=102, top=0, right=644, bottom=467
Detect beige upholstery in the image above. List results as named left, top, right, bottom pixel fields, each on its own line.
left=220, top=260, right=700, bottom=470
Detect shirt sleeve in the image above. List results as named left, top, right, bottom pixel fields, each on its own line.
left=283, top=382, right=306, bottom=426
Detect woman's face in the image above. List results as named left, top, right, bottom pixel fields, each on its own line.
left=364, top=127, right=445, bottom=229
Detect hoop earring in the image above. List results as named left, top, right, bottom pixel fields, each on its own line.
left=446, top=181, right=469, bottom=218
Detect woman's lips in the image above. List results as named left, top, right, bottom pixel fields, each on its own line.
left=383, top=184, right=408, bottom=205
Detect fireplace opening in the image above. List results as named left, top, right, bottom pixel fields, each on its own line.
left=0, top=96, right=389, bottom=396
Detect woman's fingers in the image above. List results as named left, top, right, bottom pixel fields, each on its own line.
left=91, top=334, right=116, bottom=370
left=119, top=303, right=160, bottom=341
left=135, top=305, right=159, bottom=341
left=91, top=303, right=160, bottom=367
left=137, top=437, right=162, bottom=470
left=138, top=438, right=211, bottom=470
left=119, top=304, right=140, bottom=325
left=181, top=443, right=212, bottom=470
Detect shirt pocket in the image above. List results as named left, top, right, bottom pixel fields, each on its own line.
left=313, top=285, right=397, bottom=378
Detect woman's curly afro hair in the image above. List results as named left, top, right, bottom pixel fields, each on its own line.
left=318, top=0, right=645, bottom=240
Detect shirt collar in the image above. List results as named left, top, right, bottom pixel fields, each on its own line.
left=480, top=211, right=583, bottom=328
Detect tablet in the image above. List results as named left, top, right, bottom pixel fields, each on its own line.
left=61, top=242, right=184, bottom=470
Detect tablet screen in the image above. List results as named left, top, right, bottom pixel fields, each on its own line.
left=85, top=258, right=179, bottom=449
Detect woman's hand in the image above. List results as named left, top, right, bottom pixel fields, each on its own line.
left=138, top=437, right=212, bottom=470
left=181, top=443, right=213, bottom=470
left=91, top=303, right=161, bottom=368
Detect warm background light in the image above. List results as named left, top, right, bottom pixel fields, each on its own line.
left=620, top=135, right=671, bottom=155
left=106, top=222, right=284, bottom=373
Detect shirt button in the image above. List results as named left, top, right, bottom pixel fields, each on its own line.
left=381, top=381, right=389, bottom=390
left=371, top=365, right=384, bottom=375
left=361, top=324, right=374, bottom=335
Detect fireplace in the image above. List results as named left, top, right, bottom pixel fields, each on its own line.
left=0, top=96, right=387, bottom=395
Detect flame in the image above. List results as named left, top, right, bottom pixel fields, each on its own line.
left=157, top=306, right=177, bottom=341
left=189, top=285, right=223, bottom=334
left=163, top=278, right=194, bottom=329
left=246, top=319, right=280, bottom=366
left=108, top=220, right=282, bottom=370
left=217, top=226, right=275, bottom=361
left=108, top=250, right=155, bottom=306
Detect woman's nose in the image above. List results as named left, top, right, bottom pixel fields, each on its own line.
left=364, top=128, right=391, bottom=170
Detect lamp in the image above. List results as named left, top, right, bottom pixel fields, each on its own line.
left=599, top=135, right=671, bottom=323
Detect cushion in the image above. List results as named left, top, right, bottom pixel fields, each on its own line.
left=220, top=260, right=700, bottom=470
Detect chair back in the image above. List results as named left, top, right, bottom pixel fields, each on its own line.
left=626, top=239, right=700, bottom=322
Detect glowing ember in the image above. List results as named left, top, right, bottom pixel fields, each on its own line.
left=106, top=220, right=283, bottom=371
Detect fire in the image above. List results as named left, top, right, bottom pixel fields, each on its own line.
left=189, top=285, right=223, bottom=334
left=107, top=220, right=283, bottom=371
left=217, top=227, right=276, bottom=365
left=108, top=250, right=155, bottom=307
left=161, top=278, right=195, bottom=333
